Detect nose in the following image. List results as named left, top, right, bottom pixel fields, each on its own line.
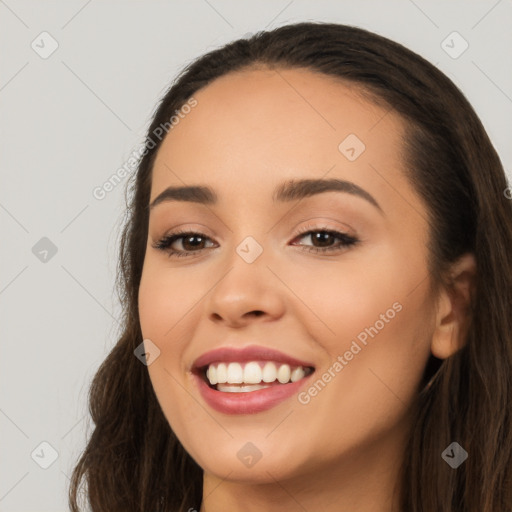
left=205, top=250, right=286, bottom=328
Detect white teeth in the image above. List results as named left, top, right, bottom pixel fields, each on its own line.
left=290, top=366, right=306, bottom=382
left=277, top=364, right=291, bottom=384
left=206, top=365, right=217, bottom=385
left=204, top=360, right=311, bottom=387
left=262, top=362, right=277, bottom=383
left=243, top=362, right=262, bottom=384
left=227, top=362, right=243, bottom=383
left=217, top=383, right=271, bottom=393
left=216, top=363, right=227, bottom=384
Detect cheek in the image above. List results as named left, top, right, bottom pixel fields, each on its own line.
left=310, top=280, right=434, bottom=444
left=138, top=262, right=198, bottom=412
left=277, top=248, right=407, bottom=345
left=138, top=259, right=203, bottom=341
left=289, top=246, right=434, bottom=426
left=138, top=267, right=201, bottom=447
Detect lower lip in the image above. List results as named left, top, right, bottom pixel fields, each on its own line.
left=193, top=371, right=314, bottom=415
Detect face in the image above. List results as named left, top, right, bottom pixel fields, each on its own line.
left=138, top=68, right=438, bottom=484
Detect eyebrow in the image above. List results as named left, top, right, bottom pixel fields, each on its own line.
left=149, top=178, right=383, bottom=213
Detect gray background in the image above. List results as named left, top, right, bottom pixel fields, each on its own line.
left=1, top=0, right=511, bottom=510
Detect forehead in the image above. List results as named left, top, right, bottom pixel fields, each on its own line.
left=151, top=67, right=407, bottom=203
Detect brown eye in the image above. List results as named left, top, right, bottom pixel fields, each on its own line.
left=179, top=234, right=208, bottom=251
left=153, top=231, right=216, bottom=258
left=291, top=229, right=359, bottom=254
left=309, top=231, right=337, bottom=247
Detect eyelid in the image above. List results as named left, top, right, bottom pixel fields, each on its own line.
left=291, top=218, right=358, bottom=239
left=289, top=223, right=360, bottom=251
left=155, top=223, right=219, bottom=242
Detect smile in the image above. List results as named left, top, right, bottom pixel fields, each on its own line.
left=191, top=344, right=316, bottom=414
left=204, top=361, right=314, bottom=392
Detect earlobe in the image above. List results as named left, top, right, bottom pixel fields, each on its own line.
left=430, top=253, right=477, bottom=360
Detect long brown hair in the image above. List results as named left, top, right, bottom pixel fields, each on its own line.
left=69, top=22, right=512, bottom=511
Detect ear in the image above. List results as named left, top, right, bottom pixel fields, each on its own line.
left=431, top=253, right=477, bottom=359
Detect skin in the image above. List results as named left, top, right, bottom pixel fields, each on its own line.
left=138, top=67, right=476, bottom=512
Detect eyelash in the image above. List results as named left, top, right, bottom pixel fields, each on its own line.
left=152, top=225, right=359, bottom=259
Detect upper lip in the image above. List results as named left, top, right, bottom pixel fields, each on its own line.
left=192, top=344, right=315, bottom=371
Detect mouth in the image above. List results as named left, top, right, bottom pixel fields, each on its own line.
left=190, top=344, right=316, bottom=413
left=194, top=361, right=315, bottom=393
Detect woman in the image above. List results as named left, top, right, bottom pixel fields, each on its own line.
left=69, top=22, right=512, bottom=512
